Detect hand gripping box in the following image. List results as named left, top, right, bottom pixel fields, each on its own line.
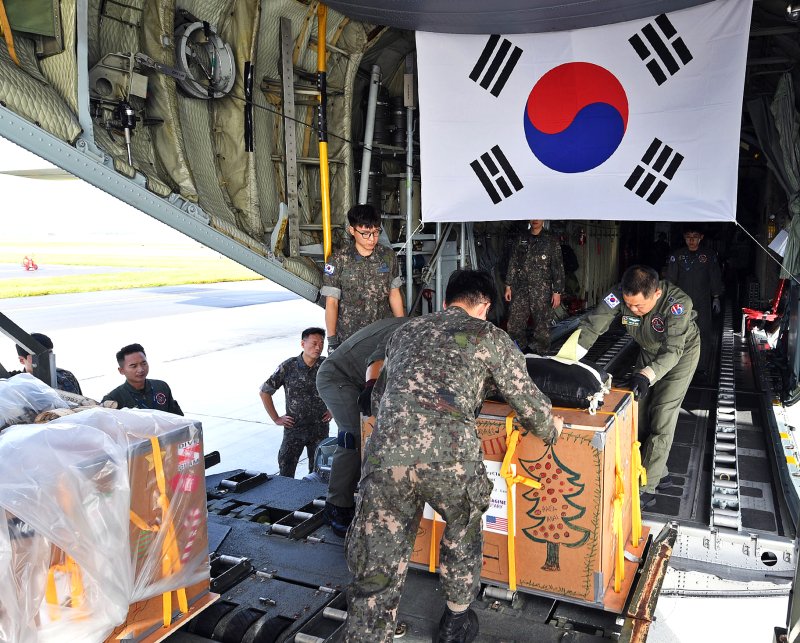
left=409, top=389, right=648, bottom=612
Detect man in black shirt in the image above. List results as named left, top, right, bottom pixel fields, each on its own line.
left=102, top=343, right=183, bottom=415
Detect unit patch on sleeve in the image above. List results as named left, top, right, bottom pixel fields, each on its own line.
left=603, top=292, right=620, bottom=309
left=670, top=303, right=685, bottom=316
left=651, top=315, right=665, bottom=332
left=324, top=263, right=335, bottom=275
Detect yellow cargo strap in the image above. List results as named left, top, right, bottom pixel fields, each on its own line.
left=0, top=0, right=19, bottom=65
left=429, top=511, right=439, bottom=572
left=149, top=437, right=189, bottom=627
left=502, top=412, right=542, bottom=591
left=611, top=389, right=646, bottom=547
left=596, top=409, right=625, bottom=593
left=45, top=553, right=84, bottom=619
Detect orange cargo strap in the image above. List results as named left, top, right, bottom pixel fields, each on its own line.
left=502, top=412, right=543, bottom=591
left=0, top=0, right=19, bottom=65
left=45, top=553, right=85, bottom=619
left=429, top=512, right=439, bottom=572
left=149, top=437, right=189, bottom=627
left=611, top=389, right=646, bottom=547
left=596, top=409, right=626, bottom=593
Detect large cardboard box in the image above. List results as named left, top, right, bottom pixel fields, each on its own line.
left=408, top=390, right=647, bottom=612
left=106, top=420, right=213, bottom=641
left=0, top=413, right=213, bottom=642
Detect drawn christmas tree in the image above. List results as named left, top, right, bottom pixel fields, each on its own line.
left=520, top=445, right=591, bottom=571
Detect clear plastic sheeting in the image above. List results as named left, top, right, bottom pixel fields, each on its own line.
left=50, top=408, right=210, bottom=602
left=0, top=409, right=209, bottom=642
left=0, top=422, right=131, bottom=643
left=0, top=374, right=71, bottom=430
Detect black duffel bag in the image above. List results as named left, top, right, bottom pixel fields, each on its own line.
left=524, top=355, right=611, bottom=413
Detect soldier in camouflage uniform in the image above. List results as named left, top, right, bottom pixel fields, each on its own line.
left=344, top=270, right=561, bottom=643
left=504, top=220, right=565, bottom=354
left=666, top=225, right=723, bottom=376
left=320, top=205, right=405, bottom=352
left=259, top=328, right=332, bottom=477
left=574, top=265, right=700, bottom=508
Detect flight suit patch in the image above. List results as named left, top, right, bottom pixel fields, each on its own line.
left=604, top=293, right=620, bottom=308
left=651, top=316, right=665, bottom=332
left=324, top=263, right=335, bottom=275
left=622, top=315, right=641, bottom=327
left=670, top=303, right=685, bottom=316
left=699, top=254, right=707, bottom=263
left=155, top=392, right=167, bottom=406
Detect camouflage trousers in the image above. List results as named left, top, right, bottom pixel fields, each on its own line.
left=278, top=424, right=329, bottom=478
left=343, top=461, right=492, bottom=643
left=507, top=284, right=553, bottom=354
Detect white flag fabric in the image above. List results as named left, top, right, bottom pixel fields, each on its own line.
left=416, top=0, right=751, bottom=223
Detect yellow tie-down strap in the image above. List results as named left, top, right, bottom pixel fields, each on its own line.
left=45, top=553, right=85, bottom=620
left=596, top=408, right=626, bottom=593
left=429, top=511, right=439, bottom=573
left=610, top=388, right=647, bottom=547
left=148, top=437, right=189, bottom=627
left=502, top=412, right=543, bottom=592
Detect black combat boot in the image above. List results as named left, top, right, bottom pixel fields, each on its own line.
left=434, top=607, right=479, bottom=643
left=324, top=501, right=354, bottom=538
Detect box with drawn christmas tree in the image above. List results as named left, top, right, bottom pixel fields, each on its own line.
left=409, top=389, right=649, bottom=612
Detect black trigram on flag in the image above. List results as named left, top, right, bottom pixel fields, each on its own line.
left=470, top=145, right=523, bottom=204
left=624, top=138, right=683, bottom=205
left=469, top=35, right=523, bottom=97
left=629, top=14, right=693, bottom=86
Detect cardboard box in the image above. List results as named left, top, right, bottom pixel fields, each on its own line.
left=408, top=390, right=648, bottom=612
left=1, top=414, right=213, bottom=642
left=106, top=421, right=213, bottom=641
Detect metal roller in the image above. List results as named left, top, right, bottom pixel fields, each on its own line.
left=715, top=442, right=735, bottom=452
left=713, top=513, right=739, bottom=529
left=313, top=499, right=326, bottom=508
left=484, top=586, right=517, bottom=602
left=293, top=511, right=314, bottom=520
left=714, top=453, right=736, bottom=464
left=322, top=607, right=348, bottom=622
left=295, top=635, right=327, bottom=643
left=713, top=494, right=740, bottom=509
left=714, top=466, right=737, bottom=479
left=271, top=524, right=293, bottom=535
left=713, top=478, right=737, bottom=490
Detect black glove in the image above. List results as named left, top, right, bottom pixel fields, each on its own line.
left=328, top=335, right=340, bottom=354
left=358, top=379, right=377, bottom=415
left=629, top=373, right=651, bottom=401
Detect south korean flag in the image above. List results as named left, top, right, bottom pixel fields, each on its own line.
left=416, top=0, right=751, bottom=223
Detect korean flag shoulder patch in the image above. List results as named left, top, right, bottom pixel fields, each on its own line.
left=604, top=292, right=620, bottom=309
left=324, top=263, right=335, bottom=275
left=670, top=303, right=685, bottom=316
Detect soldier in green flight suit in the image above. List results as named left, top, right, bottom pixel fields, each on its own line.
left=574, top=265, right=700, bottom=508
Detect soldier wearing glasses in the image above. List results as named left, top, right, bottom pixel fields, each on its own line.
left=321, top=205, right=405, bottom=353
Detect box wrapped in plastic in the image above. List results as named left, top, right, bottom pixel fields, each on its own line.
left=0, top=408, right=211, bottom=642
left=0, top=373, right=71, bottom=430
left=0, top=422, right=132, bottom=643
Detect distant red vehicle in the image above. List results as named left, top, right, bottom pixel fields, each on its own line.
left=22, top=256, right=38, bottom=271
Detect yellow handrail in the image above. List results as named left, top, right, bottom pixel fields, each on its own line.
left=317, top=4, right=332, bottom=260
